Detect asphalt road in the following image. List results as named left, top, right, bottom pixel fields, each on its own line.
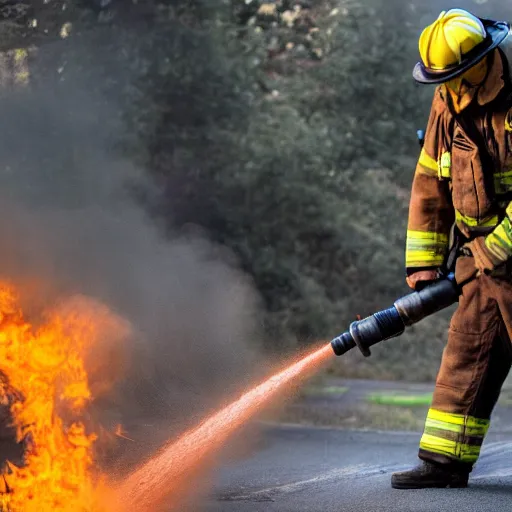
left=205, top=425, right=512, bottom=512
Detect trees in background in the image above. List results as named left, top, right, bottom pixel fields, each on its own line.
left=2, top=0, right=506, bottom=379
left=127, top=0, right=430, bottom=349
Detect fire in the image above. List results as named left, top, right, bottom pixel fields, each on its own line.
left=0, top=280, right=333, bottom=512
left=0, top=282, right=129, bottom=512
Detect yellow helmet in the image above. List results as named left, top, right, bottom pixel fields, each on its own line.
left=413, top=9, right=511, bottom=84
left=420, top=10, right=485, bottom=71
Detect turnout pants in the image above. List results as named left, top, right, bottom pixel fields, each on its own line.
left=419, top=255, right=512, bottom=469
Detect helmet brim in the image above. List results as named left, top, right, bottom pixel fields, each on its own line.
left=413, top=19, right=511, bottom=85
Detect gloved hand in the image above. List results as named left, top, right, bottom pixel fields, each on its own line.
left=465, top=236, right=501, bottom=274
left=406, top=269, right=439, bottom=290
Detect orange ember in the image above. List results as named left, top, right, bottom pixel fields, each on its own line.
left=0, top=282, right=129, bottom=512
left=114, top=344, right=332, bottom=511
left=114, top=425, right=134, bottom=443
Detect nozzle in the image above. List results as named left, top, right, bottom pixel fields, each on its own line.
left=330, top=278, right=459, bottom=360
left=331, top=331, right=356, bottom=356
left=331, top=306, right=405, bottom=357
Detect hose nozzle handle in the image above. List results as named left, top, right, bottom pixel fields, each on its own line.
left=330, top=275, right=459, bottom=358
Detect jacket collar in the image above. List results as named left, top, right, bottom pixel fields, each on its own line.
left=435, top=49, right=507, bottom=114
left=477, top=49, right=505, bottom=106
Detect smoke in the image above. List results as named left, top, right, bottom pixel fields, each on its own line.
left=0, top=31, right=264, bottom=473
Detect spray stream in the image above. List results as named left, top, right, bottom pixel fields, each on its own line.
left=112, top=344, right=333, bottom=511
left=109, top=275, right=464, bottom=510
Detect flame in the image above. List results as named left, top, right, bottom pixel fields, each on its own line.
left=0, top=279, right=333, bottom=512
left=0, top=282, right=129, bottom=512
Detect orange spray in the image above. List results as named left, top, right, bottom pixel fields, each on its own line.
left=113, top=344, right=333, bottom=511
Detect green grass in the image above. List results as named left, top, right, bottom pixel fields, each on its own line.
left=279, top=403, right=427, bottom=431
left=303, top=385, right=349, bottom=396
left=367, top=392, right=433, bottom=407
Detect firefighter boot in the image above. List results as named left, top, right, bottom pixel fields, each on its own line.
left=391, top=460, right=470, bottom=489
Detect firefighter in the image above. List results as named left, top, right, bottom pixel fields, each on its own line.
left=391, top=9, right=512, bottom=489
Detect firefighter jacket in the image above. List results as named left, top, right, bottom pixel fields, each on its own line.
left=406, top=47, right=512, bottom=273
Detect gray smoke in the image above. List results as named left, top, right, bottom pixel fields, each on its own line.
left=0, top=34, right=264, bottom=473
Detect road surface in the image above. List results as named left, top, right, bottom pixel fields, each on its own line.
left=204, top=378, right=512, bottom=512
left=206, top=425, right=512, bottom=512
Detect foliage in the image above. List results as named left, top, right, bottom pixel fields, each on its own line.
left=126, top=0, right=427, bottom=351
left=4, top=0, right=510, bottom=380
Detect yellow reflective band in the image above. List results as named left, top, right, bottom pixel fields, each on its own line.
left=455, top=210, right=500, bottom=228
left=425, top=417, right=460, bottom=434
left=420, top=409, right=489, bottom=463
left=485, top=217, right=512, bottom=262
left=420, top=434, right=482, bottom=463
left=418, top=148, right=438, bottom=176
left=425, top=409, right=490, bottom=437
left=406, top=230, right=448, bottom=267
left=421, top=433, right=459, bottom=455
left=438, top=152, right=451, bottom=179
